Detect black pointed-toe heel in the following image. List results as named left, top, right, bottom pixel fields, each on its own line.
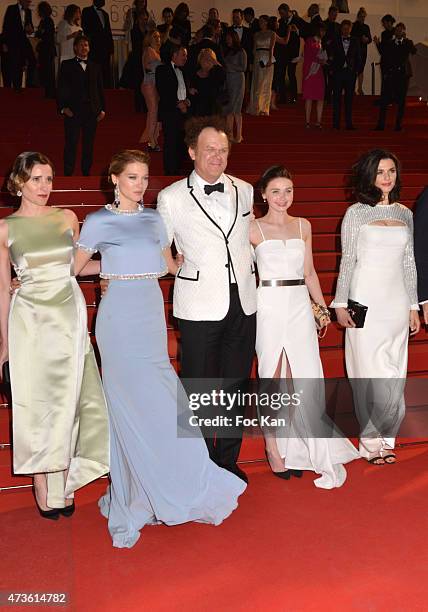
left=290, top=470, right=303, bottom=478
left=34, top=490, right=60, bottom=520
left=59, top=501, right=75, bottom=517
left=272, top=470, right=291, bottom=480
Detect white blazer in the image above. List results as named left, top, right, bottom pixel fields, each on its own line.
left=157, top=171, right=257, bottom=321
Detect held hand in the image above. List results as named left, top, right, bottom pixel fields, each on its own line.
left=362, top=35, right=369, bottom=44
left=423, top=303, right=428, bottom=326
left=175, top=253, right=184, bottom=267
left=100, top=278, right=110, bottom=297
left=97, top=111, right=106, bottom=122
left=10, top=277, right=21, bottom=294
left=0, top=348, right=8, bottom=380
left=409, top=310, right=421, bottom=336
left=335, top=307, right=356, bottom=328
left=373, top=35, right=379, bottom=44
left=63, top=107, right=74, bottom=118
left=188, top=87, right=198, bottom=95
left=25, top=24, right=34, bottom=35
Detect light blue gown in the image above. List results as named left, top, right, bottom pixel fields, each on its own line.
left=77, top=205, right=246, bottom=548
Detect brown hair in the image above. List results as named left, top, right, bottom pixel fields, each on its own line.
left=108, top=150, right=150, bottom=181
left=7, top=151, right=54, bottom=196
left=258, top=165, right=293, bottom=191
left=184, top=115, right=230, bottom=149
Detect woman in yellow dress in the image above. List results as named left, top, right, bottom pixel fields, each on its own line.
left=0, top=152, right=109, bottom=520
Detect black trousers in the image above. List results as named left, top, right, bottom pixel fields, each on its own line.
left=38, top=56, right=56, bottom=98
left=377, top=71, right=409, bottom=130
left=332, top=69, right=356, bottom=128
left=161, top=110, right=187, bottom=176
left=8, top=43, right=36, bottom=89
left=178, top=285, right=256, bottom=471
left=63, top=108, right=98, bottom=176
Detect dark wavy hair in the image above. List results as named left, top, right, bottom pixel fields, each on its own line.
left=258, top=165, right=293, bottom=192
left=7, top=151, right=54, bottom=196
left=351, top=149, right=401, bottom=206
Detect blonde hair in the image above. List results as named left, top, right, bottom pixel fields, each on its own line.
left=197, top=47, right=218, bottom=65
left=7, top=151, right=54, bottom=196
left=108, top=150, right=150, bottom=181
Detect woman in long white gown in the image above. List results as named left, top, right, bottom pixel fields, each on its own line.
left=332, top=150, right=420, bottom=464
left=250, top=165, right=359, bottom=489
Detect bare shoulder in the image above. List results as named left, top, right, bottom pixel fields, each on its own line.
left=0, top=219, right=9, bottom=245
left=61, top=208, right=79, bottom=225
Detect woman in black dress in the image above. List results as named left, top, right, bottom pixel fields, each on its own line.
left=188, top=48, right=226, bottom=117
left=172, top=3, right=191, bottom=48
left=35, top=1, right=56, bottom=98
left=351, top=7, right=372, bottom=95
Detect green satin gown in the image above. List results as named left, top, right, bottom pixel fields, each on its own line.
left=6, top=207, right=109, bottom=508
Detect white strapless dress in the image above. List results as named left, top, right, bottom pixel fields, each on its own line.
left=255, top=233, right=359, bottom=489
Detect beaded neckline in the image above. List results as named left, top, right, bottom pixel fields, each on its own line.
left=105, top=203, right=144, bottom=215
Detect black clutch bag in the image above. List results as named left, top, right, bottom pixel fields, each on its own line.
left=347, top=299, right=368, bottom=328
left=2, top=362, right=10, bottom=384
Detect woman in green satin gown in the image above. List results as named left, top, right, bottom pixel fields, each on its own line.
left=0, top=152, right=109, bottom=519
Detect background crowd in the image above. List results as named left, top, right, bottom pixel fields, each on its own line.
left=0, top=1, right=419, bottom=176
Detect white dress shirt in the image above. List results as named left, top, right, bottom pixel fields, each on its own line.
left=194, top=172, right=236, bottom=281
left=171, top=62, right=186, bottom=101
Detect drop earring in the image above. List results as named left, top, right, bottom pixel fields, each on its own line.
left=17, top=190, right=22, bottom=197
left=113, top=184, right=120, bottom=207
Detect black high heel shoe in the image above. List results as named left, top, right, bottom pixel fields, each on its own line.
left=290, top=469, right=303, bottom=478
left=59, top=501, right=75, bottom=517
left=33, top=490, right=60, bottom=521
left=272, top=469, right=291, bottom=480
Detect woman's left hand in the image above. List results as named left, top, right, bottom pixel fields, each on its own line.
left=409, top=310, right=421, bottom=336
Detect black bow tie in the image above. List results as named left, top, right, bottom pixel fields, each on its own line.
left=204, top=182, right=224, bottom=195
left=234, top=26, right=243, bottom=30
left=396, top=39, right=403, bottom=44
left=77, top=58, right=87, bottom=64
left=342, top=37, right=350, bottom=42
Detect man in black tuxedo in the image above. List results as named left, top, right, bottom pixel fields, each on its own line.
left=414, top=187, right=428, bottom=325
left=1, top=0, right=36, bottom=90
left=81, top=0, right=113, bottom=87
left=374, top=23, right=417, bottom=132
left=329, top=20, right=361, bottom=129
left=277, top=4, right=301, bottom=104
left=57, top=35, right=105, bottom=176
left=156, top=44, right=190, bottom=176
left=231, top=9, right=253, bottom=65
left=323, top=5, right=340, bottom=102
left=243, top=7, right=260, bottom=36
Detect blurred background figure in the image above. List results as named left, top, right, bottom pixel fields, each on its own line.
left=35, top=1, right=56, bottom=98
left=375, top=23, right=417, bottom=131
left=351, top=7, right=372, bottom=95
left=2, top=0, right=36, bottom=91
left=119, top=7, right=152, bottom=111
left=157, top=6, right=173, bottom=44
left=139, top=29, right=162, bottom=151
left=188, top=48, right=226, bottom=117
left=81, top=0, right=114, bottom=87
left=224, top=28, right=247, bottom=143
left=302, top=22, right=327, bottom=128
left=57, top=4, right=82, bottom=65
left=172, top=3, right=191, bottom=48
left=243, top=6, right=260, bottom=35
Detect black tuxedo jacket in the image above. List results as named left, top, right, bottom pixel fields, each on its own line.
left=329, top=35, right=361, bottom=74
left=156, top=63, right=187, bottom=117
left=81, top=5, right=113, bottom=62
left=278, top=16, right=301, bottom=60
left=379, top=38, right=417, bottom=76
left=2, top=3, right=33, bottom=49
left=57, top=58, right=105, bottom=115
left=414, top=187, right=428, bottom=302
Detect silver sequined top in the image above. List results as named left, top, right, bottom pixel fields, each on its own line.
left=332, top=202, right=419, bottom=309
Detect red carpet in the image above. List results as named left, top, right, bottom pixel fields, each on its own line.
left=1, top=88, right=428, bottom=610
left=2, top=444, right=428, bottom=611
